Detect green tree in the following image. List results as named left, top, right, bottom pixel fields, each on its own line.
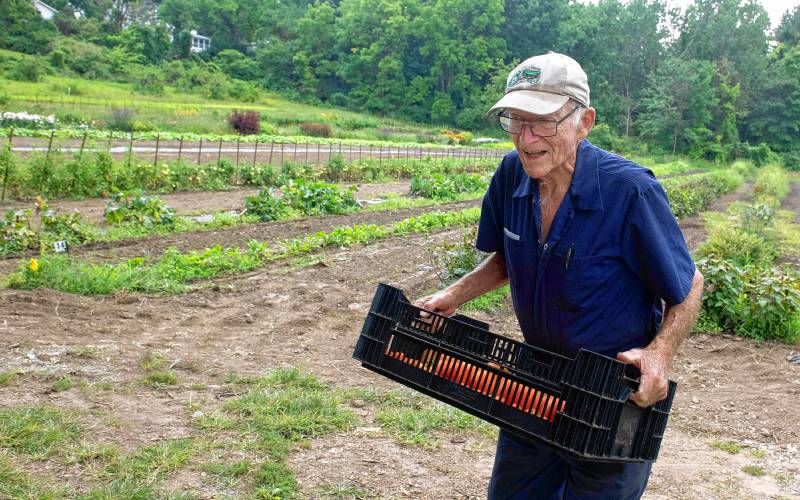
left=0, top=0, right=58, bottom=54
left=776, top=6, right=800, bottom=47
left=638, top=57, right=717, bottom=155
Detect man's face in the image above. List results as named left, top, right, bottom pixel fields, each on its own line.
left=507, top=103, right=592, bottom=180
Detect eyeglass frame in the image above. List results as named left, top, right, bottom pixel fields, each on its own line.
left=496, top=103, right=583, bottom=137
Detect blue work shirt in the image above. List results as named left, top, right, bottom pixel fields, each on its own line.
left=476, top=140, right=695, bottom=358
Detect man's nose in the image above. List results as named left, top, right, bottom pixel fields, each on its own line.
left=518, top=123, right=543, bottom=142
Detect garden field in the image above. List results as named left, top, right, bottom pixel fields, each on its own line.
left=0, top=155, right=799, bottom=498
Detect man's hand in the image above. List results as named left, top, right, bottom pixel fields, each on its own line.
left=415, top=289, right=460, bottom=317
left=616, top=347, right=670, bottom=408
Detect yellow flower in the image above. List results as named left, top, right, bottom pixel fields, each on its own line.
left=28, top=258, right=39, bottom=272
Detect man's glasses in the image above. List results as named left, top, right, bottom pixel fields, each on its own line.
left=497, top=104, right=582, bottom=137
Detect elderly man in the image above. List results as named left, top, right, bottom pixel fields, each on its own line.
left=416, top=53, right=703, bottom=498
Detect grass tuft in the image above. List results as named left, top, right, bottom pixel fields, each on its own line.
left=710, top=440, right=741, bottom=454
left=741, top=464, right=766, bottom=476
left=0, top=406, right=81, bottom=458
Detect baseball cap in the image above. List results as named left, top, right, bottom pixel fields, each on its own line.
left=488, top=52, right=590, bottom=116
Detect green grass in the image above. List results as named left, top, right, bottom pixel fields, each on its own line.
left=374, top=392, right=495, bottom=449
left=461, top=285, right=510, bottom=312
left=0, top=452, right=69, bottom=499
left=201, top=460, right=250, bottom=487
left=7, top=207, right=481, bottom=295
left=711, top=440, right=742, bottom=454
left=0, top=406, right=82, bottom=458
left=142, top=371, right=179, bottom=387
left=64, top=441, right=120, bottom=466
left=0, top=370, right=21, bottom=387
left=316, top=482, right=369, bottom=499
left=741, top=464, right=766, bottom=476
left=104, top=438, right=195, bottom=484
left=1, top=72, right=456, bottom=145
left=49, top=376, right=73, bottom=393
left=253, top=461, right=299, bottom=499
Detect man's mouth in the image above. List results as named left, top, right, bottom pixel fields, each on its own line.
left=523, top=150, right=547, bottom=159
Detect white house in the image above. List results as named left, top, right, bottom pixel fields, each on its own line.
left=32, top=0, right=58, bottom=19
left=189, top=30, right=211, bottom=53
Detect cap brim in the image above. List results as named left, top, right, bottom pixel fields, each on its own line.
left=487, top=91, right=569, bottom=117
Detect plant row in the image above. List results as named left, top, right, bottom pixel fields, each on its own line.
left=662, top=168, right=745, bottom=218
left=1, top=125, right=496, bottom=150
left=1, top=170, right=486, bottom=255
left=696, top=165, right=799, bottom=342
left=0, top=147, right=495, bottom=200
left=7, top=207, right=481, bottom=295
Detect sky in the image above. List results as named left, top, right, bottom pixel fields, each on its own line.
left=665, top=0, right=799, bottom=29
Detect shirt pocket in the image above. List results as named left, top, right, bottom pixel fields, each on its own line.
left=545, top=254, right=614, bottom=312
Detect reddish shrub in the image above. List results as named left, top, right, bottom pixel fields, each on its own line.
left=228, top=110, right=261, bottom=135
left=299, top=122, right=331, bottom=137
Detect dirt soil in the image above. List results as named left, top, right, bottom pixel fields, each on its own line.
left=0, top=183, right=798, bottom=498
left=0, top=181, right=411, bottom=224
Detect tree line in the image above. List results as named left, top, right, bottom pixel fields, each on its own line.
left=2, top=0, right=799, bottom=166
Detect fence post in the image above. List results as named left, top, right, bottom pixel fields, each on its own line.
left=46, top=130, right=55, bottom=161
left=78, top=129, right=88, bottom=161
left=217, top=138, right=223, bottom=167
left=268, top=141, right=274, bottom=165
left=197, top=138, right=203, bottom=164
left=153, top=133, right=160, bottom=167
left=1, top=129, right=13, bottom=202
left=127, top=132, right=133, bottom=167
left=236, top=134, right=241, bottom=167
left=253, top=139, right=259, bottom=168
left=178, top=136, right=184, bottom=163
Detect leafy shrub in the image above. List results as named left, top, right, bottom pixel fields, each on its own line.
left=7, top=60, right=45, bottom=82
left=695, top=227, right=777, bottom=267
left=239, top=163, right=277, bottom=187
left=228, top=110, right=261, bottom=135
left=410, top=173, right=488, bottom=200
left=699, top=257, right=800, bottom=342
left=298, top=123, right=331, bottom=138
left=662, top=171, right=742, bottom=218
left=134, top=68, right=165, bottom=95
left=430, top=227, right=486, bottom=285
left=244, top=189, right=289, bottom=221
left=107, top=108, right=136, bottom=132
left=104, top=191, right=175, bottom=226
left=282, top=179, right=359, bottom=215
left=752, top=165, right=790, bottom=207
left=0, top=209, right=38, bottom=255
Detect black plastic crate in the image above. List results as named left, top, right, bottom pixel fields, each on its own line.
left=352, top=283, right=678, bottom=462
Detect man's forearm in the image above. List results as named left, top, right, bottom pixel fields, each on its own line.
left=646, top=269, right=704, bottom=364
left=446, top=252, right=509, bottom=307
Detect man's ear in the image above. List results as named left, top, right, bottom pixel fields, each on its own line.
left=577, top=107, right=596, bottom=141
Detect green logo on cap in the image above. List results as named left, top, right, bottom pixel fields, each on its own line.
left=507, top=67, right=541, bottom=88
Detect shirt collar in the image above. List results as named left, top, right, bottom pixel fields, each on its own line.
left=511, top=139, right=604, bottom=211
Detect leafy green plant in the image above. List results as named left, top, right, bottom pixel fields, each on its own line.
left=698, top=256, right=800, bottom=342
left=0, top=209, right=38, bottom=255
left=662, top=171, right=742, bottom=218
left=410, top=173, right=488, bottom=200
left=104, top=191, right=175, bottom=226
left=282, top=179, right=359, bottom=215
left=244, top=189, right=290, bottom=221
left=430, top=227, right=486, bottom=285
